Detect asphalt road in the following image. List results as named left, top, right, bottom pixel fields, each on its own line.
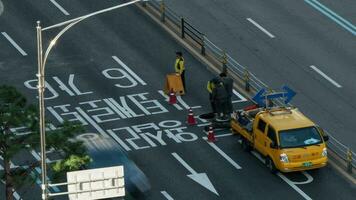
left=0, top=0, right=355, bottom=200
left=165, top=0, right=356, bottom=150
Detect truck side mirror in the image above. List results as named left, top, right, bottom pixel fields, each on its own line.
left=270, top=142, right=277, bottom=149
left=323, top=135, right=329, bottom=142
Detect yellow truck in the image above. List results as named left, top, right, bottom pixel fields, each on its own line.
left=231, top=106, right=329, bottom=173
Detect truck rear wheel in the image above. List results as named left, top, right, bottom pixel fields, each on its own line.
left=266, top=157, right=277, bottom=174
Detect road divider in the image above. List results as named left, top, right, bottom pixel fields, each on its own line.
left=246, top=18, right=275, bottom=38
left=49, top=0, right=70, bottom=15
left=304, top=0, right=356, bottom=36
left=136, top=1, right=356, bottom=176
left=310, top=65, right=342, bottom=88
left=1, top=32, right=28, bottom=56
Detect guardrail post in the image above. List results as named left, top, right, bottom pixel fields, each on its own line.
left=267, top=88, right=274, bottom=107
left=181, top=18, right=185, bottom=38
left=347, top=148, right=353, bottom=174
left=160, top=0, right=166, bottom=22
left=244, top=70, right=250, bottom=92
left=221, top=51, right=227, bottom=74
left=201, top=34, right=206, bottom=55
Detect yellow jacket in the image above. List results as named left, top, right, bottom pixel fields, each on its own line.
left=175, top=57, right=185, bottom=74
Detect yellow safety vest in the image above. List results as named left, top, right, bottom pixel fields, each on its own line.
left=175, top=57, right=185, bottom=74
left=207, top=81, right=215, bottom=93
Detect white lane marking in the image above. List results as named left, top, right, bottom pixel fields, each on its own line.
left=112, top=56, right=147, bottom=85
left=250, top=150, right=313, bottom=199
left=13, top=190, right=21, bottom=200
left=247, top=18, right=275, bottom=38
left=203, top=137, right=242, bottom=170
left=172, top=152, right=197, bottom=174
left=310, top=65, right=342, bottom=88
left=161, top=191, right=174, bottom=200
left=49, top=0, right=70, bottom=15
left=0, top=0, right=4, bottom=16
left=277, top=173, right=313, bottom=200
left=293, top=172, right=314, bottom=185
left=232, top=89, right=247, bottom=103
left=215, top=133, right=233, bottom=138
left=1, top=32, right=27, bottom=56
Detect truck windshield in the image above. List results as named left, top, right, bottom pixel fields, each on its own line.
left=278, top=127, right=322, bottom=148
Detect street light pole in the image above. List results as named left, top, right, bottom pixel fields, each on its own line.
left=36, top=21, right=48, bottom=200
left=35, top=1, right=142, bottom=199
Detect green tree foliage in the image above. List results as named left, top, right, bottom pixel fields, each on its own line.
left=0, top=85, right=91, bottom=200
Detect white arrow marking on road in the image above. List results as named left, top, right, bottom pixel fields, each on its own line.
left=171, top=152, right=219, bottom=196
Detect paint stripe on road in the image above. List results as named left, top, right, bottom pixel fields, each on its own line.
left=0, top=0, right=4, bottom=16
left=49, top=0, right=70, bottom=15
left=277, top=173, right=313, bottom=200
left=310, top=65, right=342, bottom=88
left=1, top=32, right=27, bottom=56
left=305, top=0, right=356, bottom=36
left=161, top=191, right=174, bottom=200
left=247, top=18, right=275, bottom=38
left=203, top=137, right=242, bottom=170
left=112, top=56, right=147, bottom=85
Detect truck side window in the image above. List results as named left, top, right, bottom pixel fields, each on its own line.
left=257, top=119, right=266, bottom=133
left=267, top=126, right=277, bottom=144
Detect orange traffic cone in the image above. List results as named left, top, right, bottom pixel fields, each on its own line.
left=169, top=89, right=177, bottom=104
left=207, top=126, right=216, bottom=142
left=187, top=108, right=197, bottom=125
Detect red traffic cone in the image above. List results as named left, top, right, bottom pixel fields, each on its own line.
left=169, top=89, right=177, bottom=104
left=207, top=126, right=216, bottom=142
left=187, top=108, right=197, bottom=125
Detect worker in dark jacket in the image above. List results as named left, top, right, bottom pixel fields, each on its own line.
left=175, top=51, right=186, bottom=91
left=207, top=77, right=220, bottom=113
left=219, top=72, right=233, bottom=114
left=211, top=79, right=229, bottom=117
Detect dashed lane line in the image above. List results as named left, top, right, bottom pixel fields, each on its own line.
left=49, top=0, right=69, bottom=15
left=310, top=65, right=342, bottom=88
left=247, top=18, right=275, bottom=38
left=161, top=191, right=174, bottom=200
left=1, top=32, right=28, bottom=56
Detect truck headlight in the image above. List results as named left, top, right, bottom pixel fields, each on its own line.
left=322, top=148, right=327, bottom=157
left=280, top=153, right=289, bottom=163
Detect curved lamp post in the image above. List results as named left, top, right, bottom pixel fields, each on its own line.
left=36, top=0, right=142, bottom=199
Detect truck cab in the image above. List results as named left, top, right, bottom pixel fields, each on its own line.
left=232, top=107, right=329, bottom=173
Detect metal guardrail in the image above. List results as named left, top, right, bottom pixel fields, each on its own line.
left=145, top=0, right=355, bottom=173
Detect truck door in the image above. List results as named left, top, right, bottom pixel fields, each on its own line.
left=255, top=118, right=267, bottom=156
left=266, top=125, right=278, bottom=158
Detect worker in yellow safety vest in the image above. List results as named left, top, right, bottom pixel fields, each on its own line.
left=207, top=77, right=219, bottom=113
left=175, top=51, right=186, bottom=91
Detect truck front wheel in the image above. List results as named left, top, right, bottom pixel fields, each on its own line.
left=241, top=138, right=251, bottom=152
left=266, top=157, right=277, bottom=174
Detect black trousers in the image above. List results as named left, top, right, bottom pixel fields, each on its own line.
left=181, top=70, right=186, bottom=91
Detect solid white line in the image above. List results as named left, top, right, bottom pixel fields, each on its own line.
left=247, top=18, right=275, bottom=38
left=310, top=65, right=342, bottom=88
left=161, top=191, right=174, bottom=200
left=112, top=56, right=147, bottom=85
left=203, top=137, right=242, bottom=169
left=49, top=0, right=70, bottom=15
left=277, top=173, right=313, bottom=200
left=172, top=152, right=197, bottom=174
left=1, top=32, right=28, bottom=56
left=215, top=133, right=233, bottom=138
